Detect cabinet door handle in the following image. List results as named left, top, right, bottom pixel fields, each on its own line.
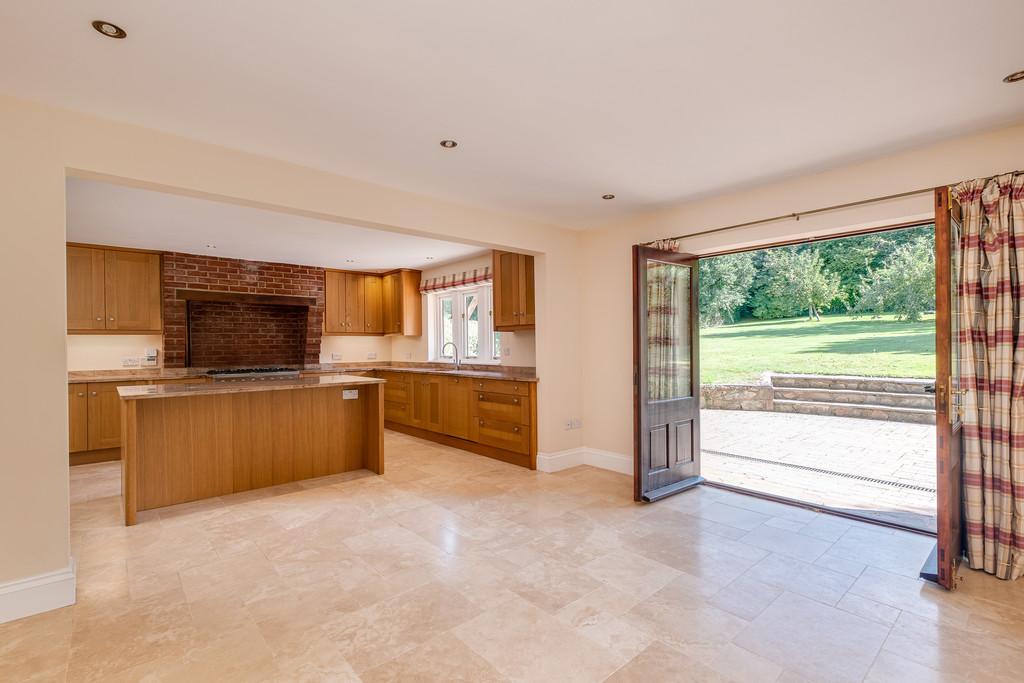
left=108, top=317, right=115, bottom=321
left=478, top=419, right=484, bottom=425
left=513, top=398, right=519, bottom=404
left=95, top=316, right=102, bottom=321
left=77, top=392, right=85, bottom=397
left=478, top=394, right=484, bottom=399
left=513, top=426, right=520, bottom=433
left=90, top=391, right=97, bottom=396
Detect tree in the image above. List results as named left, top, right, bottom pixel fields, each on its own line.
left=749, top=248, right=840, bottom=321
left=854, top=236, right=935, bottom=321
left=698, top=252, right=755, bottom=327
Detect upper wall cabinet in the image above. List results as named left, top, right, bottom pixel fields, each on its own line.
left=67, top=246, right=162, bottom=333
left=493, top=250, right=535, bottom=331
left=325, top=269, right=419, bottom=336
left=382, top=269, right=422, bottom=336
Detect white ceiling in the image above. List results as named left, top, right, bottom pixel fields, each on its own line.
left=5, top=2, right=1024, bottom=228
left=66, top=178, right=487, bottom=270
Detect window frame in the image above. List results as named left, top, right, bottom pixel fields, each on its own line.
left=430, top=283, right=501, bottom=365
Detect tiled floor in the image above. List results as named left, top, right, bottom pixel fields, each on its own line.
left=702, top=409, right=936, bottom=531
left=4, top=431, right=1022, bottom=682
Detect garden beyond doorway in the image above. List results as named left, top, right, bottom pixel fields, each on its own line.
left=698, top=224, right=937, bottom=531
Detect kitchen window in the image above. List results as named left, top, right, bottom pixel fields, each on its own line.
left=431, top=284, right=501, bottom=364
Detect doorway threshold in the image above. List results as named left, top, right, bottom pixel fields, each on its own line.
left=702, top=479, right=937, bottom=537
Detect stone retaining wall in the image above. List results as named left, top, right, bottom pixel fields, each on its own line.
left=700, top=383, right=773, bottom=411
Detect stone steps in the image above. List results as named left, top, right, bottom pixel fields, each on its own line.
left=771, top=373, right=934, bottom=395
left=773, top=387, right=935, bottom=410
left=773, top=398, right=936, bottom=424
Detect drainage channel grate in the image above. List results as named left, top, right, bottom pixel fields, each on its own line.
left=701, top=448, right=937, bottom=494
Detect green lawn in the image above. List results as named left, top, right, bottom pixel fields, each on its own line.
left=699, top=313, right=935, bottom=384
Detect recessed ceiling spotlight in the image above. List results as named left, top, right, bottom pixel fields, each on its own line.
left=91, top=20, right=127, bottom=39
left=1004, top=70, right=1024, bottom=83
left=205, top=243, right=217, bottom=249
left=344, top=259, right=355, bottom=263
left=424, top=256, right=435, bottom=260
left=439, top=140, right=458, bottom=149
left=602, top=194, right=616, bottom=200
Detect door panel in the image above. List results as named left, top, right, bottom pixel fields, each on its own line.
left=67, top=246, right=106, bottom=330
left=324, top=271, right=345, bottom=333
left=364, top=275, right=383, bottom=333
left=633, top=245, right=703, bottom=502
left=345, top=273, right=364, bottom=331
left=519, top=254, right=536, bottom=326
left=924, top=187, right=964, bottom=589
left=493, top=250, right=520, bottom=328
left=104, top=251, right=162, bottom=331
left=68, top=385, right=89, bottom=453
left=443, top=376, right=471, bottom=439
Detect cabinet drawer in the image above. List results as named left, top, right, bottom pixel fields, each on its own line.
left=468, top=378, right=531, bottom=396
left=384, top=400, right=410, bottom=424
left=471, top=418, right=530, bottom=455
left=472, top=391, right=529, bottom=424
left=383, top=383, right=411, bottom=404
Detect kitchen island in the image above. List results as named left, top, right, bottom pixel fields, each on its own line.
left=117, top=374, right=385, bottom=525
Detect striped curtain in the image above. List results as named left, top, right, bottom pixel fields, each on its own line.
left=419, top=266, right=492, bottom=294
left=955, top=172, right=1024, bottom=581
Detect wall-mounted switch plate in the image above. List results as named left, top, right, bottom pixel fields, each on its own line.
left=331, top=352, right=343, bottom=361
left=343, top=389, right=359, bottom=400
left=121, top=357, right=141, bottom=368
left=367, top=352, right=377, bottom=360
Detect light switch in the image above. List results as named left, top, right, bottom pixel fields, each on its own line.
left=343, top=389, right=359, bottom=400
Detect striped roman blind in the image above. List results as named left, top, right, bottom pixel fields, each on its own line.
left=419, top=266, right=492, bottom=293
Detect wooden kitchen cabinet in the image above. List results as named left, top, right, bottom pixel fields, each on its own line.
left=325, top=270, right=365, bottom=334
left=493, top=250, right=535, bottom=331
left=68, top=384, right=89, bottom=453
left=87, top=382, right=125, bottom=450
left=67, top=245, right=162, bottom=333
left=363, top=274, right=383, bottom=334
left=67, top=246, right=106, bottom=330
left=382, top=269, right=422, bottom=336
left=410, top=375, right=444, bottom=433
left=443, top=376, right=471, bottom=439
left=329, top=269, right=425, bottom=336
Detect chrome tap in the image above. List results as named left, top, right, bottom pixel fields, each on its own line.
left=441, top=341, right=461, bottom=370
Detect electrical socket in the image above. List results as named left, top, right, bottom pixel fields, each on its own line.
left=367, top=352, right=377, bottom=360
left=121, top=357, right=141, bottom=368
left=503, top=346, right=512, bottom=357
left=331, top=352, right=343, bottom=361
left=404, top=353, right=412, bottom=360
left=564, top=418, right=583, bottom=430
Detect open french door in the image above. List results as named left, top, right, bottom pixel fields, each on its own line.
left=922, top=187, right=964, bottom=589
left=633, top=245, right=703, bottom=502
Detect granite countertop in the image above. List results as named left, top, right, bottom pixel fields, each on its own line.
left=117, top=374, right=385, bottom=400
left=305, top=365, right=539, bottom=382
left=71, top=364, right=538, bottom=384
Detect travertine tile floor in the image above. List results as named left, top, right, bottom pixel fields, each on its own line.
left=4, top=431, right=1023, bottom=682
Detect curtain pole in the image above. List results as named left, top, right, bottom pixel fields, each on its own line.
left=647, top=168, right=1024, bottom=247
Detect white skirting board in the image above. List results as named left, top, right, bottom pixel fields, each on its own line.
left=537, top=447, right=632, bottom=475
left=0, top=560, right=76, bottom=624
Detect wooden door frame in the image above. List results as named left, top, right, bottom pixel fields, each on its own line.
left=632, top=244, right=703, bottom=502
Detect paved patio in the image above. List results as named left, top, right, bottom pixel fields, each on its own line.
left=701, top=409, right=936, bottom=532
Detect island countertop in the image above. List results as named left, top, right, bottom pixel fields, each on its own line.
left=117, top=373, right=384, bottom=400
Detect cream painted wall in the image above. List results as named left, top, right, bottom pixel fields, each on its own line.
left=579, top=120, right=1024, bottom=459
left=390, top=253, right=538, bottom=367
left=0, top=94, right=583, bottom=590
left=66, top=335, right=163, bottom=371
left=318, top=335, right=392, bottom=364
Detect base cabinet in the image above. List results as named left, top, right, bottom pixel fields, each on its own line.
left=69, top=385, right=89, bottom=453
left=443, top=376, right=471, bottom=439
left=376, top=370, right=537, bottom=468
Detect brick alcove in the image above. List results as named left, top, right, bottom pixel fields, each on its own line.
left=162, top=253, right=325, bottom=368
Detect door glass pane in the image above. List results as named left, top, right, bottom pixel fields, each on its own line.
left=646, top=260, right=692, bottom=401
left=440, top=297, right=454, bottom=357
left=465, top=293, right=479, bottom=357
